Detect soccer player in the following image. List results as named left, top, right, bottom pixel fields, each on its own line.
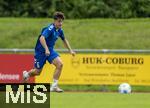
left=23, top=12, right=75, bottom=92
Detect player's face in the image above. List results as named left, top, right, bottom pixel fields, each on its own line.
left=54, top=18, right=63, bottom=29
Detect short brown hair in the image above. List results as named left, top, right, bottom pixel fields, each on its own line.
left=53, top=12, right=65, bottom=20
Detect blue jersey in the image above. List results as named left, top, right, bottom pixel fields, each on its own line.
left=35, top=23, right=65, bottom=52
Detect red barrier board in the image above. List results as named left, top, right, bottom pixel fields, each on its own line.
left=0, top=54, right=34, bottom=83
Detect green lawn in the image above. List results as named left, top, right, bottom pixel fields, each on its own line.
left=51, top=92, right=150, bottom=108
left=0, top=18, right=150, bottom=49
left=1, top=91, right=150, bottom=108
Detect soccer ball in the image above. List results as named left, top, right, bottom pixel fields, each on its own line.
left=118, top=83, right=131, bottom=94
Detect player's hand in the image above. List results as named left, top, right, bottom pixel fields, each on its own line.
left=70, top=50, right=76, bottom=56
left=45, top=49, right=50, bottom=56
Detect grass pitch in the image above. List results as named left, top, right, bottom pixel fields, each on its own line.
left=0, top=18, right=150, bottom=49
left=51, top=92, right=150, bottom=108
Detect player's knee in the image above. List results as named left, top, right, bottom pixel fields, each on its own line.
left=56, top=62, right=63, bottom=69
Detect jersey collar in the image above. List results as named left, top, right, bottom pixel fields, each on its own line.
left=52, top=23, right=60, bottom=31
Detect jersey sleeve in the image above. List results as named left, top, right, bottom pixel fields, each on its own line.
left=41, top=26, right=53, bottom=38
left=59, top=29, right=65, bottom=40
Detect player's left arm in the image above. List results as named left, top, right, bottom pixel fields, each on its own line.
left=59, top=29, right=75, bottom=56
left=63, top=39, right=75, bottom=56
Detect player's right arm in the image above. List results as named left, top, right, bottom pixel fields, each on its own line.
left=40, top=25, right=54, bottom=56
left=39, top=36, right=50, bottom=56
